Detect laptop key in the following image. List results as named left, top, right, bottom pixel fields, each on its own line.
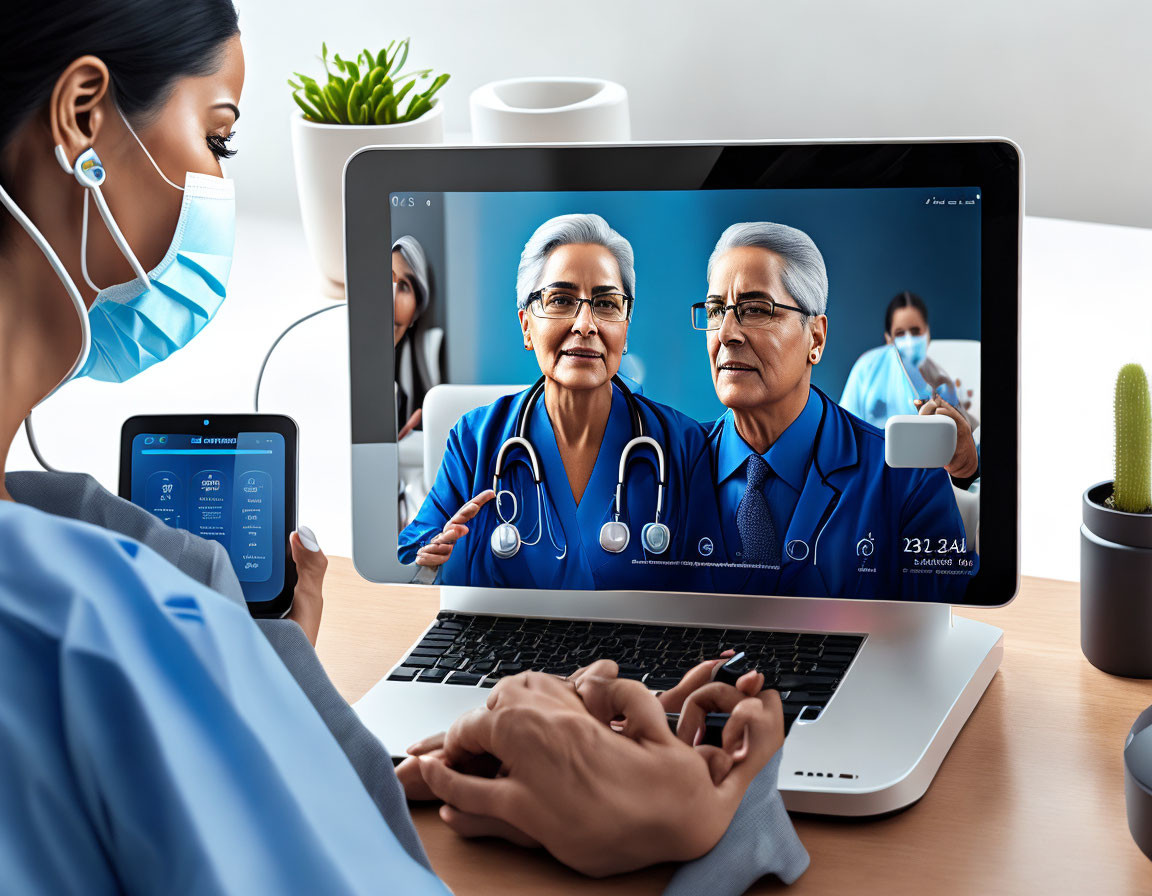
left=417, top=668, right=449, bottom=683
left=446, top=672, right=483, bottom=686
left=387, top=666, right=421, bottom=681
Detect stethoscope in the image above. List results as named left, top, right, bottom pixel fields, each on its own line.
left=490, top=375, right=671, bottom=560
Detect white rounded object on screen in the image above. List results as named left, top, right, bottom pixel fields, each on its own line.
left=470, top=77, right=630, bottom=144
left=491, top=523, right=522, bottom=559
left=884, top=414, right=957, bottom=468
left=642, top=522, right=671, bottom=554
left=599, top=520, right=631, bottom=553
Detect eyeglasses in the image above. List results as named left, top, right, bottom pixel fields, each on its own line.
left=527, top=288, right=632, bottom=323
left=691, top=299, right=807, bottom=331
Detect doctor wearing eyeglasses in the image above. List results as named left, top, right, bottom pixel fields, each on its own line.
left=398, top=213, right=724, bottom=591
left=695, top=222, right=973, bottom=601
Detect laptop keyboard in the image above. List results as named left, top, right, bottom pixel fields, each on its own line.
left=387, top=613, right=863, bottom=732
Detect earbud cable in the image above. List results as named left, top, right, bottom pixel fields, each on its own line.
left=254, top=303, right=345, bottom=412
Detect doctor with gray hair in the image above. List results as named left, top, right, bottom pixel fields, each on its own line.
left=695, top=221, right=972, bottom=600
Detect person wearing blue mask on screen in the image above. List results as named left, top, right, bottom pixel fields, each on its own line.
left=840, top=290, right=980, bottom=489
left=839, top=292, right=967, bottom=424
left=694, top=223, right=975, bottom=601
left=0, top=5, right=808, bottom=891
left=399, top=213, right=726, bottom=592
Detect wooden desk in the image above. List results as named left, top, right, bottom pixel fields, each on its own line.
left=315, top=560, right=1152, bottom=894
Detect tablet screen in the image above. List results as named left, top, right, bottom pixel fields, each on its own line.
left=126, top=429, right=288, bottom=603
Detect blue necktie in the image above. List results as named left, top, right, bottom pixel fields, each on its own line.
left=737, top=454, right=779, bottom=564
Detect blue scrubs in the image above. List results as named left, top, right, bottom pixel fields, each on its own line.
left=709, top=386, right=975, bottom=601
left=400, top=382, right=726, bottom=591
left=0, top=500, right=448, bottom=895
left=840, top=345, right=961, bottom=429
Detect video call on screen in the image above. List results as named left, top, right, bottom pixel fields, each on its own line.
left=129, top=432, right=286, bottom=603
left=389, top=188, right=982, bottom=603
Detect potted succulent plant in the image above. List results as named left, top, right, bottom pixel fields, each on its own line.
left=1081, top=362, right=1152, bottom=677
left=289, top=41, right=449, bottom=296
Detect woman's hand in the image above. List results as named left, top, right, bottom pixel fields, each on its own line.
left=396, top=654, right=737, bottom=800
left=286, top=526, right=327, bottom=646
left=415, top=490, right=496, bottom=569
left=915, top=392, right=979, bottom=480
left=417, top=668, right=783, bottom=877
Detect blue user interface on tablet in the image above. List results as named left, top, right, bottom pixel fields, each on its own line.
left=128, top=431, right=286, bottom=603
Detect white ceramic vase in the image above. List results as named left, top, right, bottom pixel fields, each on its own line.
left=469, top=77, right=630, bottom=144
left=290, top=101, right=444, bottom=297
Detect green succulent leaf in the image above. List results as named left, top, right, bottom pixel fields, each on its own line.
left=421, top=72, right=450, bottom=100
left=393, top=79, right=415, bottom=106
left=323, top=83, right=347, bottom=123
left=347, top=81, right=364, bottom=123
left=392, top=38, right=410, bottom=74
left=292, top=91, right=325, bottom=122
left=403, top=96, right=431, bottom=122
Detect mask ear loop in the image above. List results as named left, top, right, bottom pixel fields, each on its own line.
left=116, top=109, right=184, bottom=191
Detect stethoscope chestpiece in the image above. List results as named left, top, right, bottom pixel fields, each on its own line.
left=641, top=522, right=671, bottom=554
left=491, top=522, right=522, bottom=559
left=599, top=520, right=631, bottom=553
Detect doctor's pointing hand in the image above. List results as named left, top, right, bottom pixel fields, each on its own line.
left=415, top=489, right=495, bottom=568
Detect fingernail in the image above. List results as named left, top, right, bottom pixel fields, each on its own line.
left=297, top=526, right=320, bottom=552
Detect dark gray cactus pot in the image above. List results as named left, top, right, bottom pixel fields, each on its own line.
left=1082, top=481, right=1152, bottom=677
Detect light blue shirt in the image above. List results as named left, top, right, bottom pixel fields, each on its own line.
left=715, top=388, right=823, bottom=562
left=0, top=499, right=449, bottom=896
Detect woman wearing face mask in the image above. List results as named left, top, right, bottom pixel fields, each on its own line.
left=840, top=291, right=977, bottom=430
left=0, top=5, right=807, bottom=891
left=839, top=290, right=979, bottom=489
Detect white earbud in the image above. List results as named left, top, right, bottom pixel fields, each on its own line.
left=55, top=143, right=149, bottom=286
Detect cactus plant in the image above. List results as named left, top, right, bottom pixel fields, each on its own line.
left=1113, top=363, right=1152, bottom=513
left=288, top=40, right=449, bottom=126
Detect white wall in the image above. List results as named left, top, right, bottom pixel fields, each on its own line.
left=232, top=0, right=1152, bottom=227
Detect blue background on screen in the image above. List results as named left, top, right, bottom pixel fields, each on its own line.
left=427, top=187, right=980, bottom=422
left=129, top=432, right=286, bottom=603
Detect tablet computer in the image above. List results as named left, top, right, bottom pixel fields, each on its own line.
left=119, top=414, right=298, bottom=617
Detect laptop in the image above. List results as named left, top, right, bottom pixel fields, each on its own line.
left=344, top=140, right=1020, bottom=816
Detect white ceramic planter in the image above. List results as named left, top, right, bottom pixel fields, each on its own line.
left=290, top=101, right=444, bottom=297
left=469, top=77, right=630, bottom=144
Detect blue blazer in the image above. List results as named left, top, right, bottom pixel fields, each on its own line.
left=708, top=387, right=975, bottom=601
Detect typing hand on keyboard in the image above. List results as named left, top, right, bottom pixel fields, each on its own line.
left=408, top=661, right=784, bottom=876
left=397, top=653, right=739, bottom=802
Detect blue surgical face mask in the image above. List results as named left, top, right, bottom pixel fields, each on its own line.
left=76, top=117, right=235, bottom=382
left=894, top=333, right=928, bottom=369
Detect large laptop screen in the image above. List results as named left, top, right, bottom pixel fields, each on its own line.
left=390, top=187, right=981, bottom=601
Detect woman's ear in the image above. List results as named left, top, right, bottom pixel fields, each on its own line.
left=49, top=56, right=112, bottom=169
left=518, top=308, right=533, bottom=350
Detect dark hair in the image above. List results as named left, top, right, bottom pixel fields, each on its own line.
left=0, top=0, right=239, bottom=159
left=884, top=290, right=929, bottom=334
